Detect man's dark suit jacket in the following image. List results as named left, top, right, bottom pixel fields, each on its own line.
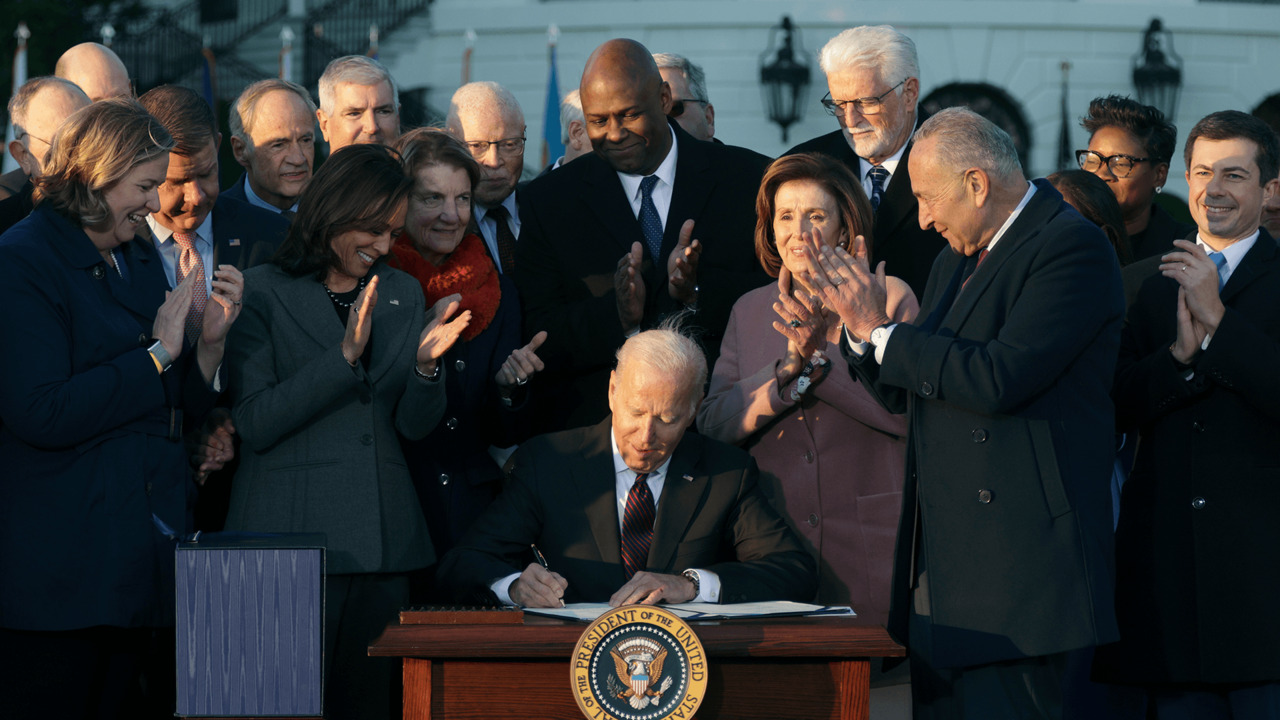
left=0, top=168, right=26, bottom=201
left=1128, top=203, right=1195, bottom=262
left=437, top=419, right=818, bottom=605
left=221, top=173, right=250, bottom=205
left=0, top=179, right=33, bottom=236
left=1095, top=230, right=1280, bottom=685
left=843, top=180, right=1123, bottom=670
left=515, top=122, right=771, bottom=432
left=786, top=129, right=946, bottom=301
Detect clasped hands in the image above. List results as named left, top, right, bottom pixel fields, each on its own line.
left=615, top=219, right=702, bottom=332
left=1158, top=239, right=1226, bottom=365
left=509, top=562, right=697, bottom=608
left=794, top=228, right=890, bottom=342
left=152, top=265, right=246, bottom=383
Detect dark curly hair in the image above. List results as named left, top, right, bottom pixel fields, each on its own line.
left=1080, top=95, right=1177, bottom=165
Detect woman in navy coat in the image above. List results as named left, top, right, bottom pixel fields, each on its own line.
left=0, top=99, right=243, bottom=718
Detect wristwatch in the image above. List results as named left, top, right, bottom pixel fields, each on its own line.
left=682, top=569, right=701, bottom=599
left=147, top=339, right=173, bottom=374
left=869, top=324, right=894, bottom=348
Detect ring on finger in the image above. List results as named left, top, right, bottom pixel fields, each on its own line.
left=789, top=319, right=803, bottom=328
left=516, top=376, right=528, bottom=386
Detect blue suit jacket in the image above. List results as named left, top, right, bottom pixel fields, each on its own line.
left=0, top=205, right=218, bottom=630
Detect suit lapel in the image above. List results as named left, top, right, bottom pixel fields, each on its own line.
left=274, top=271, right=345, bottom=349
left=211, top=200, right=245, bottom=269
left=110, top=235, right=168, bottom=320
left=873, top=140, right=920, bottom=251
left=575, top=420, right=625, bottom=566
left=648, top=433, right=706, bottom=572
left=1220, top=231, right=1279, bottom=303
left=661, top=123, right=714, bottom=270
left=366, top=266, right=413, bottom=384
left=583, top=157, right=647, bottom=256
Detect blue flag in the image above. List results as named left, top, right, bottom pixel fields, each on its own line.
left=542, top=45, right=565, bottom=168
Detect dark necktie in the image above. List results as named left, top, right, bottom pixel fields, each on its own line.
left=620, top=472, right=655, bottom=579
left=960, top=248, right=990, bottom=293
left=488, top=204, right=518, bottom=274
left=868, top=165, right=890, bottom=212
left=1208, top=250, right=1227, bottom=290
left=638, top=176, right=663, bottom=261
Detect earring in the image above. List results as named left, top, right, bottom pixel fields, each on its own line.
left=1155, top=186, right=1163, bottom=194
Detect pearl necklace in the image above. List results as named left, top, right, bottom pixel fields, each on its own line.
left=322, top=275, right=367, bottom=308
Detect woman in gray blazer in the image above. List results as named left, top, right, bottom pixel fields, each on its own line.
left=224, top=145, right=469, bottom=720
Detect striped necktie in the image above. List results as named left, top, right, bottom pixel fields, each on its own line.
left=620, top=472, right=655, bottom=579
left=172, top=231, right=207, bottom=343
left=868, top=165, right=890, bottom=212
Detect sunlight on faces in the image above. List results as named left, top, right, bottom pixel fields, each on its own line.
left=659, top=67, right=713, bottom=142
left=1186, top=137, right=1279, bottom=249
left=406, top=163, right=472, bottom=265
left=608, top=362, right=698, bottom=474
left=154, top=139, right=220, bottom=233
left=773, top=179, right=848, bottom=281
left=237, top=89, right=315, bottom=209
left=319, top=81, right=399, bottom=150
left=327, top=201, right=406, bottom=292
left=826, top=66, right=917, bottom=165
left=1085, top=125, right=1167, bottom=222
left=581, top=69, right=672, bottom=176
left=909, top=137, right=986, bottom=256
left=1262, top=171, right=1280, bottom=239
left=13, top=86, right=90, bottom=176
left=453, top=106, right=523, bottom=207
left=91, top=156, right=168, bottom=251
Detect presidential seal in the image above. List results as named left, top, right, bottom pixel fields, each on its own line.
left=571, top=605, right=708, bottom=720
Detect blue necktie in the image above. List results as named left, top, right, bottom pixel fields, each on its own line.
left=868, top=166, right=890, bottom=212
left=638, top=176, right=663, bottom=260
left=1209, top=251, right=1228, bottom=290
left=620, top=472, right=654, bottom=579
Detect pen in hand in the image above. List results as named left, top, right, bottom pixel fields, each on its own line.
left=531, top=544, right=565, bottom=607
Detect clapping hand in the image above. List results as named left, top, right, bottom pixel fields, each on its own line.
left=667, top=219, right=701, bottom=306
left=200, top=265, right=245, bottom=347
left=1160, top=239, right=1225, bottom=338
left=417, top=293, right=471, bottom=375
left=771, top=267, right=829, bottom=384
left=496, top=331, right=547, bottom=397
left=799, top=229, right=890, bottom=341
left=341, top=275, right=379, bottom=366
left=152, top=271, right=196, bottom=359
left=190, top=408, right=235, bottom=485
left=615, top=242, right=646, bottom=332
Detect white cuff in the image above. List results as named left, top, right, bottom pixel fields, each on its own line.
left=844, top=325, right=870, bottom=356
left=490, top=572, right=521, bottom=605
left=687, top=568, right=721, bottom=603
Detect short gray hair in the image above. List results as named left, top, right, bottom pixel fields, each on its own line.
left=446, top=81, right=524, bottom=134
left=615, top=315, right=707, bottom=413
left=652, top=52, right=708, bottom=103
left=819, top=26, right=919, bottom=90
left=8, top=76, right=88, bottom=135
left=559, top=89, right=583, bottom=144
left=915, top=107, right=1023, bottom=180
left=318, top=55, right=399, bottom=115
left=230, top=78, right=317, bottom=144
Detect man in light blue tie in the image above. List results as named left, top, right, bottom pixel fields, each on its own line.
left=1097, top=110, right=1280, bottom=715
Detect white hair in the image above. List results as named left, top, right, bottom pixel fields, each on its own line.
left=915, top=107, right=1023, bottom=181
left=230, top=78, right=317, bottom=145
left=318, top=55, right=399, bottom=115
left=446, top=81, right=525, bottom=133
left=559, top=89, right=583, bottom=144
left=615, top=316, right=707, bottom=413
left=652, top=52, right=709, bottom=103
left=819, top=25, right=919, bottom=90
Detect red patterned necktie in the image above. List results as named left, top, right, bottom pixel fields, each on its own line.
left=620, top=472, right=655, bottom=579
left=172, top=231, right=207, bottom=343
left=961, top=247, right=990, bottom=292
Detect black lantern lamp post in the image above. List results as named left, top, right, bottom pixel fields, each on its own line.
left=1132, top=18, right=1182, bottom=121
left=759, top=16, right=810, bottom=144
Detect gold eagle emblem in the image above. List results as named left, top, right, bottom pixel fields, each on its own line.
left=609, top=638, right=674, bottom=710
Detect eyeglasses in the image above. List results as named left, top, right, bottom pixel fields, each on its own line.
left=1076, top=150, right=1151, bottom=178
left=15, top=129, right=52, bottom=147
left=820, top=80, right=905, bottom=117
left=464, top=136, right=526, bottom=158
left=670, top=98, right=707, bottom=119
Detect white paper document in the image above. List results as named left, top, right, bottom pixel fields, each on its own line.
left=524, top=601, right=854, bottom=622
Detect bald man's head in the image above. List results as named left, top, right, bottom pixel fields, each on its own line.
left=579, top=38, right=673, bottom=175
left=55, top=43, right=131, bottom=102
left=7, top=77, right=90, bottom=177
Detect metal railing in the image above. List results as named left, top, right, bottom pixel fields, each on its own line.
left=303, top=0, right=432, bottom=91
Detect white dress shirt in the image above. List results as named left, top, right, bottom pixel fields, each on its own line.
left=243, top=177, right=299, bottom=215
left=857, top=137, right=910, bottom=198
left=474, top=191, right=521, bottom=274
left=617, top=125, right=679, bottom=229
left=146, top=213, right=215, bottom=293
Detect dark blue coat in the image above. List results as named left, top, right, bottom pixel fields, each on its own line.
left=0, top=205, right=216, bottom=631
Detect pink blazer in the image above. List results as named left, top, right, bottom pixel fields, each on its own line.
left=697, top=280, right=918, bottom=625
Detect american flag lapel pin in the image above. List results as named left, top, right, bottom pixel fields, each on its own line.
left=390, top=299, right=400, bottom=305
left=229, top=238, right=241, bottom=246
left=682, top=474, right=694, bottom=482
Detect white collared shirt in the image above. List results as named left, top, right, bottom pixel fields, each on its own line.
left=857, top=137, right=910, bottom=197
left=474, top=192, right=521, bottom=274
left=147, top=212, right=215, bottom=292
left=1198, top=230, right=1258, bottom=286
left=848, top=181, right=1038, bottom=363
left=617, top=125, right=679, bottom=229
left=243, top=177, right=299, bottom=215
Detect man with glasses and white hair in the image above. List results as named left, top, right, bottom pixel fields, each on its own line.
left=316, top=55, right=399, bottom=152
left=0, top=76, right=89, bottom=231
left=653, top=52, right=715, bottom=142
left=787, top=25, right=945, bottom=300
left=447, top=81, right=526, bottom=274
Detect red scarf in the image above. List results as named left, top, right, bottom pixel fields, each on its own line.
left=389, top=233, right=500, bottom=342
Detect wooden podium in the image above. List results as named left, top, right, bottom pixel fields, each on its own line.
left=369, top=614, right=904, bottom=720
